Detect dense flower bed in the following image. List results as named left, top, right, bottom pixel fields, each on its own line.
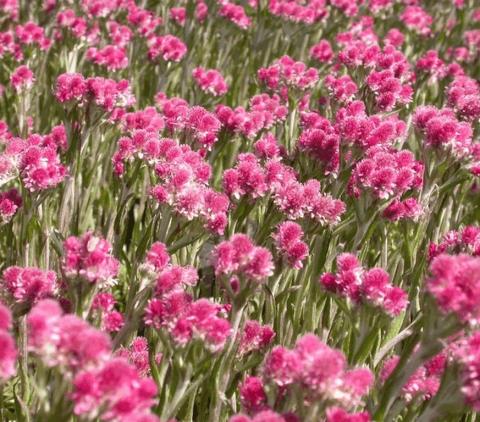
left=0, top=0, right=480, bottom=421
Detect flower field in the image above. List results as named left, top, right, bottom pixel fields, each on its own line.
left=1, top=0, right=480, bottom=420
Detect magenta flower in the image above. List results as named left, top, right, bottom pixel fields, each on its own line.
left=62, top=232, right=119, bottom=285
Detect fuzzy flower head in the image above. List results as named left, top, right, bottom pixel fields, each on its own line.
left=0, top=302, right=16, bottom=382
left=193, top=67, right=228, bottom=96
left=349, top=146, right=424, bottom=200
left=10, top=65, right=35, bottom=91
left=1, top=266, right=57, bottom=304
left=212, top=234, right=274, bottom=284
left=273, top=221, right=309, bottom=269
left=62, top=232, right=119, bottom=286
left=320, top=254, right=408, bottom=316
left=263, top=333, right=373, bottom=406
left=258, top=55, right=319, bottom=95
left=427, top=254, right=480, bottom=325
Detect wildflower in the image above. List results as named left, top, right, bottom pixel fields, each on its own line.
left=148, top=34, right=187, bottom=62
left=192, top=67, right=228, bottom=96
left=427, top=254, right=480, bottom=325
left=1, top=266, right=57, bottom=304
left=0, top=302, right=16, bottom=382
left=238, top=320, right=275, bottom=355
left=219, top=3, right=251, bottom=29
left=320, top=254, right=408, bottom=316
left=10, top=65, right=35, bottom=91
left=62, top=232, right=119, bottom=286
left=212, top=234, right=274, bottom=283
left=0, top=188, right=22, bottom=223
left=273, top=221, right=309, bottom=269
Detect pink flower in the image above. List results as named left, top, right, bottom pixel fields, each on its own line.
left=298, top=114, right=340, bottom=175
left=258, top=56, right=318, bottom=93
left=268, top=0, right=328, bottom=24
left=213, top=234, right=274, bottom=283
left=310, top=40, right=333, bottom=63
left=148, top=34, right=187, bottom=62
left=55, top=73, right=87, bottom=103
left=326, top=407, right=370, bottom=422
left=320, top=254, right=408, bottom=316
left=219, top=3, right=251, bottom=29
left=144, top=241, right=170, bottom=273
left=192, top=67, right=228, bottom=96
left=239, top=376, right=267, bottom=413
left=401, top=6, right=433, bottom=36
left=238, top=320, right=275, bottom=355
left=427, top=254, right=480, bottom=324
left=10, top=65, right=35, bottom=91
left=349, top=146, right=423, bottom=200
left=0, top=188, right=22, bottom=223
left=72, top=358, right=157, bottom=420
left=0, top=330, right=17, bottom=382
left=170, top=7, right=186, bottom=26
left=27, top=299, right=111, bottom=370
left=1, top=266, right=57, bottom=304
left=273, top=221, right=309, bottom=269
left=0, top=302, right=16, bottom=382
left=62, top=232, right=119, bottom=285
left=116, top=337, right=159, bottom=378
left=87, top=45, right=129, bottom=71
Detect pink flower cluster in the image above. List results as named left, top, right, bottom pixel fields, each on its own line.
left=258, top=334, right=373, bottom=411
left=27, top=299, right=111, bottom=369
left=1, top=266, right=57, bottom=304
left=15, top=21, right=51, bottom=50
left=380, top=352, right=446, bottom=402
left=349, top=146, right=423, bottom=200
left=238, top=320, right=275, bottom=356
left=324, top=74, right=358, bottom=103
left=298, top=113, right=339, bottom=175
left=428, top=226, right=480, bottom=260
left=268, top=0, right=328, bottom=24
left=92, top=292, right=124, bottom=333
left=334, top=101, right=407, bottom=150
left=72, top=358, right=158, bottom=421
left=213, top=234, right=274, bottom=284
left=427, top=254, right=480, bottom=325
left=413, top=106, right=473, bottom=159
left=401, top=6, right=432, bottom=36
left=55, top=73, right=135, bottom=111
left=10, top=65, right=35, bottom=91
left=29, top=301, right=157, bottom=420
left=224, top=154, right=345, bottom=224
left=86, top=45, right=129, bottom=71
left=0, top=188, right=22, bottom=223
left=216, top=93, right=288, bottom=139
left=145, top=295, right=231, bottom=352
left=309, top=40, right=334, bottom=63
left=192, top=67, right=228, bottom=96
left=455, top=331, right=480, bottom=411
left=144, top=242, right=232, bottom=352
left=116, top=337, right=160, bottom=378
left=446, top=76, right=480, bottom=121
left=0, top=303, right=17, bottom=382
left=62, top=232, right=120, bottom=286
left=258, top=56, right=319, bottom=95
left=0, top=131, right=68, bottom=192
left=218, top=2, right=251, bottom=30
left=156, top=94, right=222, bottom=149
left=147, top=34, right=187, bottom=62
left=382, top=198, right=423, bottom=222
left=121, top=132, right=227, bottom=232
left=320, top=253, right=408, bottom=316
left=273, top=221, right=309, bottom=270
